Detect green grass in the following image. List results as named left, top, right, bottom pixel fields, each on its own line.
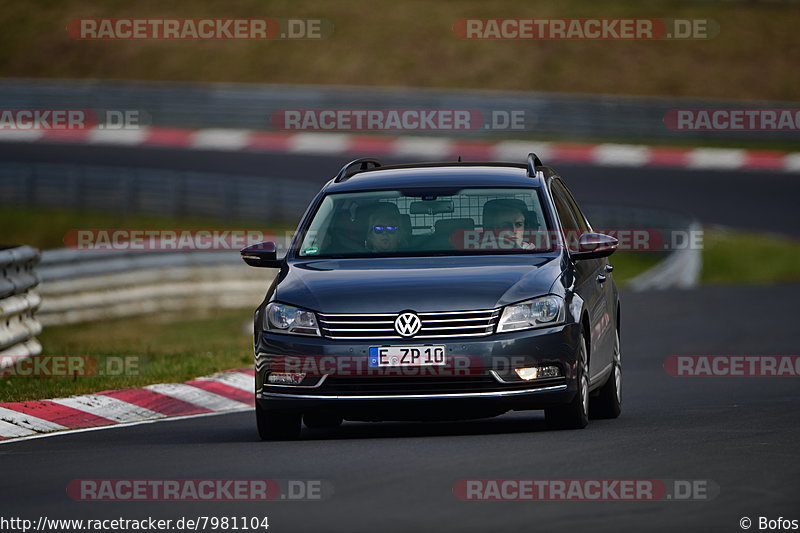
left=608, top=250, right=664, bottom=287
left=0, top=308, right=254, bottom=403
left=702, top=228, right=800, bottom=284
left=0, top=0, right=798, bottom=102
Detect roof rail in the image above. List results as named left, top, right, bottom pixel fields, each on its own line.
left=526, top=153, right=543, bottom=177
left=334, top=158, right=383, bottom=182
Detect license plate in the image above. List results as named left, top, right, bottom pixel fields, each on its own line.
left=369, top=346, right=446, bottom=367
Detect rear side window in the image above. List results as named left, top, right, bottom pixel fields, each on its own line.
left=551, top=183, right=580, bottom=232
left=550, top=179, right=590, bottom=251
left=554, top=179, right=590, bottom=232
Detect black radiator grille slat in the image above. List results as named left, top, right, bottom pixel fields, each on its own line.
left=318, top=309, right=500, bottom=340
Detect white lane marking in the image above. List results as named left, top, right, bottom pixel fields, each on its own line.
left=687, top=148, right=746, bottom=170
left=0, top=419, right=37, bottom=438
left=0, top=405, right=68, bottom=432
left=198, top=372, right=254, bottom=393
left=0, top=130, right=46, bottom=142
left=784, top=153, right=800, bottom=173
left=594, top=144, right=651, bottom=167
left=288, top=133, right=352, bottom=154
left=392, top=137, right=452, bottom=159
left=190, top=128, right=251, bottom=150
left=0, top=408, right=251, bottom=445
left=87, top=127, right=149, bottom=145
left=492, top=140, right=552, bottom=163
left=145, top=383, right=251, bottom=411
left=51, top=395, right=165, bottom=423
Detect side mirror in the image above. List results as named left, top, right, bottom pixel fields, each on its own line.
left=241, top=242, right=282, bottom=268
left=571, top=232, right=618, bottom=260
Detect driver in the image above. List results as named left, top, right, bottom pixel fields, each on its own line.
left=365, top=203, right=404, bottom=252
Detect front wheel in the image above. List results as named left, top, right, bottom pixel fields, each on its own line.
left=590, top=330, right=622, bottom=419
left=545, top=333, right=589, bottom=430
left=256, top=402, right=301, bottom=441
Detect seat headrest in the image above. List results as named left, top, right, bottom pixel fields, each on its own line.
left=435, top=218, right=475, bottom=233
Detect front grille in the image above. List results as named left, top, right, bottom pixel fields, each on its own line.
left=318, top=309, right=500, bottom=340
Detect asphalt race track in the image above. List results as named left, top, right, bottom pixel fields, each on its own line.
left=1, top=142, right=798, bottom=532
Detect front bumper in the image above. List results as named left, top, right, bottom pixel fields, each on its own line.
left=256, top=324, right=580, bottom=420
left=255, top=322, right=582, bottom=419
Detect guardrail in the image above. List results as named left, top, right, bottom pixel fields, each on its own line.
left=0, top=78, right=796, bottom=142
left=0, top=246, right=42, bottom=363
left=36, top=248, right=273, bottom=325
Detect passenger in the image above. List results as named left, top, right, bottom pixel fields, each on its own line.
left=365, top=203, right=404, bottom=252
left=482, top=199, right=537, bottom=249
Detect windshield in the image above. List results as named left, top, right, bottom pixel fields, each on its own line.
left=297, top=187, right=555, bottom=258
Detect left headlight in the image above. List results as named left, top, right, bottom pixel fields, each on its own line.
left=497, top=295, right=565, bottom=332
left=264, top=302, right=321, bottom=336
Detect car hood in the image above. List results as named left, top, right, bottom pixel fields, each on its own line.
left=274, top=255, right=563, bottom=313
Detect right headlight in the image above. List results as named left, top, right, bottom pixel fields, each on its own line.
left=497, top=295, right=565, bottom=332
left=264, top=302, right=321, bottom=336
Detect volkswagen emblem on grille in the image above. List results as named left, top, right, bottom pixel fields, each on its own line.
left=394, top=312, right=422, bottom=337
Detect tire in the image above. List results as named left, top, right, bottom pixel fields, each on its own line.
left=590, top=330, right=622, bottom=419
left=545, top=333, right=589, bottom=430
left=256, top=402, right=301, bottom=441
left=304, top=411, right=343, bottom=429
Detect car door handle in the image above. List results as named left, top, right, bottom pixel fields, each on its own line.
left=605, top=264, right=614, bottom=273
left=597, top=274, right=607, bottom=283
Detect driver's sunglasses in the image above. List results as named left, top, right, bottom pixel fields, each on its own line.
left=372, top=225, right=399, bottom=234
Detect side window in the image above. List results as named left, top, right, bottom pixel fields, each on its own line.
left=550, top=181, right=580, bottom=232
left=554, top=179, right=589, bottom=232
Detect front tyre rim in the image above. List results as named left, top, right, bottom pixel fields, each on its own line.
left=581, top=348, right=589, bottom=416
left=614, top=331, right=622, bottom=404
